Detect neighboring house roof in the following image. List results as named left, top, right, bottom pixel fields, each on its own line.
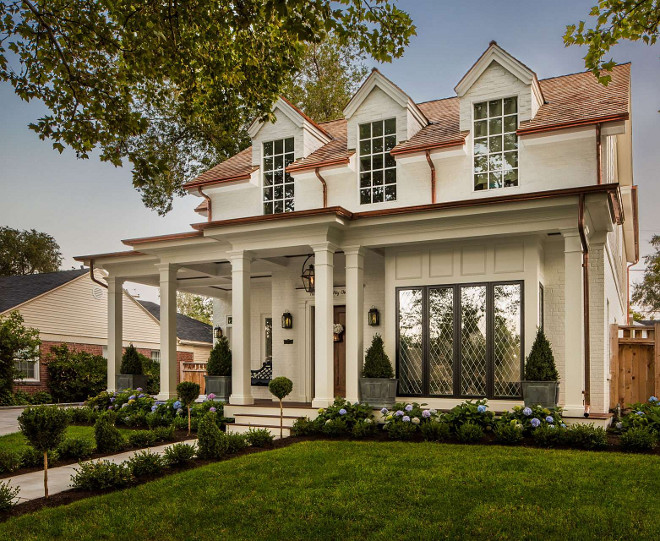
left=138, top=300, right=213, bottom=344
left=186, top=61, right=630, bottom=185
left=0, top=269, right=88, bottom=314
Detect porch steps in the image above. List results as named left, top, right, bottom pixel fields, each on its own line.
left=224, top=403, right=318, bottom=438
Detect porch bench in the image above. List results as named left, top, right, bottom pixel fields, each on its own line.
left=251, top=359, right=273, bottom=386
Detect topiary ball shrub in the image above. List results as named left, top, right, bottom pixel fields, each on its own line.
left=0, top=480, right=19, bottom=512
left=620, top=426, right=657, bottom=452
left=493, top=422, right=524, bottom=445
left=197, top=412, right=228, bottom=459
left=94, top=414, right=125, bottom=453
left=126, top=450, right=166, bottom=477
left=245, top=428, right=274, bottom=448
left=269, top=377, right=293, bottom=400
left=362, top=334, right=394, bottom=378
left=120, top=344, right=143, bottom=375
left=420, top=420, right=451, bottom=442
left=455, top=422, right=484, bottom=443
left=71, top=460, right=133, bottom=490
left=524, top=328, right=559, bottom=381
left=57, top=437, right=95, bottom=460
left=207, top=336, right=232, bottom=377
left=163, top=443, right=197, bottom=466
left=177, top=381, right=201, bottom=436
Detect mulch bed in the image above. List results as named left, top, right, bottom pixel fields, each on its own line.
left=0, top=427, right=196, bottom=480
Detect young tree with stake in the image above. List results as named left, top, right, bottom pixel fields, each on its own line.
left=177, top=381, right=200, bottom=436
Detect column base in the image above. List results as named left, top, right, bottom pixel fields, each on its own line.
left=562, top=405, right=587, bottom=417
left=157, top=392, right=178, bottom=401
left=229, top=394, right=254, bottom=405
left=312, top=397, right=332, bottom=408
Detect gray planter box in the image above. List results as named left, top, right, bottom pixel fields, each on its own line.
left=359, top=378, right=397, bottom=409
left=116, top=374, right=149, bottom=392
left=522, top=381, right=559, bottom=408
left=205, top=376, right=231, bottom=402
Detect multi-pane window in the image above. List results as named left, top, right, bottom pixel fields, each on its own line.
left=473, top=97, right=518, bottom=190
left=359, top=118, right=397, bottom=204
left=151, top=350, right=161, bottom=363
left=263, top=138, right=295, bottom=214
left=397, top=282, right=523, bottom=398
left=15, top=355, right=39, bottom=381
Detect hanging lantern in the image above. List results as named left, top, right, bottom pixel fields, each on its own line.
left=282, top=311, right=293, bottom=329
left=214, top=326, right=223, bottom=338
left=368, top=307, right=380, bottom=326
left=301, top=255, right=315, bottom=293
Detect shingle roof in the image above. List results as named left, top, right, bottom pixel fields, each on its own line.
left=187, top=63, right=630, bottom=181
left=0, top=269, right=87, bottom=314
left=138, top=300, right=213, bottom=344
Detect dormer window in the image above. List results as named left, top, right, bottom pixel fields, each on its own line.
left=359, top=118, right=397, bottom=204
left=473, top=97, right=518, bottom=191
left=263, top=137, right=295, bottom=214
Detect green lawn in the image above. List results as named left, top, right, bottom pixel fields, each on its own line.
left=0, top=426, right=135, bottom=455
left=1, top=440, right=659, bottom=540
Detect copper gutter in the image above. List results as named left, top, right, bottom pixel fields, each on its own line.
left=517, top=113, right=629, bottom=137
left=578, top=195, right=590, bottom=418
left=627, top=186, right=640, bottom=324
left=287, top=156, right=351, bottom=174
left=425, top=150, right=437, bottom=204
left=123, top=231, right=203, bottom=247
left=183, top=170, right=256, bottom=190
left=74, top=250, right=144, bottom=262
left=197, top=187, right=212, bottom=222
left=88, top=260, right=108, bottom=289
left=390, top=137, right=466, bottom=156
left=315, top=167, right=328, bottom=208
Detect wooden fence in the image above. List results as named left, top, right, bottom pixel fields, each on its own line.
left=181, top=361, right=207, bottom=394
left=610, top=324, right=660, bottom=409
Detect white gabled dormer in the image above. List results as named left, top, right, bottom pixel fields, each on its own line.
left=344, top=69, right=428, bottom=151
left=455, top=41, right=544, bottom=132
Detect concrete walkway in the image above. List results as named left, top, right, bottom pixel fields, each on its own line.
left=5, top=439, right=197, bottom=504
left=0, top=409, right=23, bottom=436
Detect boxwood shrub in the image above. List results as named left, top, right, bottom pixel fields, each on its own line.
left=620, top=426, right=657, bottom=452
left=126, top=450, right=165, bottom=477
left=57, top=437, right=95, bottom=460
left=71, top=460, right=133, bottom=490
left=163, top=443, right=197, bottom=466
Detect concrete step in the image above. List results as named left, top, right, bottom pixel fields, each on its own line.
left=224, top=404, right=317, bottom=420
left=227, top=423, right=291, bottom=438
left=229, top=415, right=299, bottom=428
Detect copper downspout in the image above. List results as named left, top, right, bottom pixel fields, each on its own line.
left=314, top=167, right=328, bottom=208
left=89, top=259, right=108, bottom=289
left=578, top=194, right=591, bottom=417
left=596, top=123, right=602, bottom=184
left=197, top=187, right=212, bottom=222
left=425, top=150, right=437, bottom=204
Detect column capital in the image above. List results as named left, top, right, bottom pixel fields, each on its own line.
left=227, top=249, right=254, bottom=262
left=344, top=245, right=365, bottom=270
left=106, top=275, right=125, bottom=287
left=561, top=229, right=583, bottom=253
left=156, top=262, right=180, bottom=273
left=343, top=245, right=364, bottom=257
left=310, top=241, right=338, bottom=254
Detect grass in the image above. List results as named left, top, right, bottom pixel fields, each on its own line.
left=1, top=440, right=659, bottom=540
left=0, top=426, right=135, bottom=455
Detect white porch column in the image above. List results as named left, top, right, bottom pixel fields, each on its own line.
left=158, top=263, right=179, bottom=400
left=345, top=246, right=364, bottom=403
left=229, top=251, right=253, bottom=405
left=107, top=276, right=124, bottom=392
left=311, top=242, right=336, bottom=408
left=563, top=231, right=585, bottom=416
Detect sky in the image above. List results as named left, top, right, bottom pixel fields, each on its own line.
left=0, top=0, right=658, bottom=305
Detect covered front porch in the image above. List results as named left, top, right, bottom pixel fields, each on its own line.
left=77, top=189, right=621, bottom=418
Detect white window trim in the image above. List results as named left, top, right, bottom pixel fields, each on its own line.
left=470, top=93, right=522, bottom=193
left=356, top=117, right=398, bottom=205
left=262, top=137, right=295, bottom=215
left=14, top=355, right=40, bottom=383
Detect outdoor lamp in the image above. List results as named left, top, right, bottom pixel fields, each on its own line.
left=301, top=254, right=315, bottom=293
left=368, top=307, right=380, bottom=326
left=214, top=326, right=223, bottom=338
left=282, top=311, right=293, bottom=329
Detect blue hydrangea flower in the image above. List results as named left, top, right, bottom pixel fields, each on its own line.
left=136, top=387, right=143, bottom=392
left=207, top=393, right=216, bottom=400
left=405, top=404, right=413, bottom=412
left=545, top=416, right=554, bottom=423
left=110, top=397, right=115, bottom=403
left=395, top=410, right=404, bottom=417
left=530, top=418, right=541, bottom=428
left=380, top=407, right=389, bottom=415
left=636, top=411, right=645, bottom=416
left=649, top=396, right=658, bottom=402
left=560, top=423, right=566, bottom=428
left=176, top=408, right=183, bottom=415
left=209, top=407, right=216, bottom=413
left=138, top=394, right=145, bottom=398
left=523, top=407, right=532, bottom=416
left=108, top=406, right=113, bottom=410
left=150, top=405, right=157, bottom=412
left=477, top=405, right=487, bottom=413
left=402, top=415, right=411, bottom=422
left=121, top=403, right=128, bottom=409
left=422, top=409, right=431, bottom=418
left=548, top=424, right=555, bottom=429
left=129, top=395, right=136, bottom=400
left=339, top=408, right=347, bottom=415
left=173, top=400, right=182, bottom=409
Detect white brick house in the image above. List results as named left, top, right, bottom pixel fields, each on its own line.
left=76, top=42, right=638, bottom=423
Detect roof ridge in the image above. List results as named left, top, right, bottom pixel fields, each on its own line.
left=538, top=62, right=630, bottom=83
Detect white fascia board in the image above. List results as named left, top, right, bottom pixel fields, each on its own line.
left=394, top=144, right=467, bottom=165
left=345, top=71, right=409, bottom=118
left=455, top=45, right=536, bottom=97
left=520, top=125, right=595, bottom=147
left=601, top=121, right=626, bottom=136
left=248, top=98, right=331, bottom=143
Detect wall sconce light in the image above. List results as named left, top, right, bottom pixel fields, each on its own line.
left=214, top=326, right=223, bottom=339
left=368, top=307, right=380, bottom=326
left=282, top=311, right=293, bottom=329
left=301, top=255, right=315, bottom=293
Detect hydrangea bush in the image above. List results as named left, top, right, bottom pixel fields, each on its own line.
left=444, top=399, right=495, bottom=432
left=499, top=404, right=564, bottom=435
left=381, top=402, right=440, bottom=440
left=618, top=396, right=660, bottom=433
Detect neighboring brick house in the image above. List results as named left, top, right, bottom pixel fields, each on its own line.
left=0, top=269, right=212, bottom=395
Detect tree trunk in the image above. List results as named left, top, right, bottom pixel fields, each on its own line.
left=44, top=451, right=48, bottom=499
left=279, top=399, right=283, bottom=439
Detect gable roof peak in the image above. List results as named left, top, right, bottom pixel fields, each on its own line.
left=455, top=41, right=542, bottom=100
left=247, top=96, right=332, bottom=141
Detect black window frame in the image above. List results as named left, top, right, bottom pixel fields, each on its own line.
left=395, top=280, right=524, bottom=399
